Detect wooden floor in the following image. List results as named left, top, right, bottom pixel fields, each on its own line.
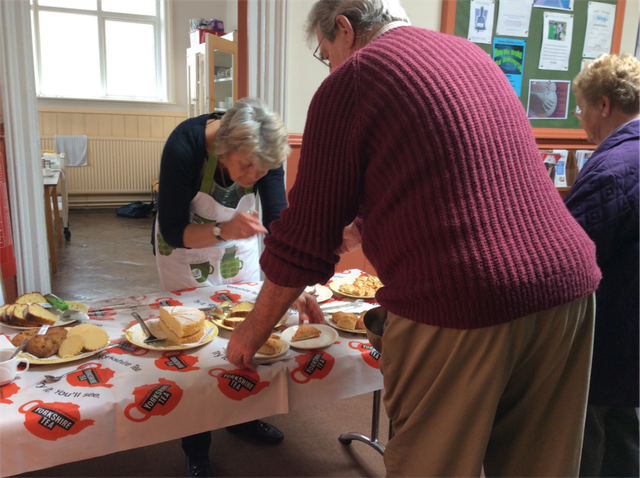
left=14, top=209, right=389, bottom=478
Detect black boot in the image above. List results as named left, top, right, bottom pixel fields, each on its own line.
left=226, top=419, right=284, bottom=445
left=186, top=457, right=213, bottom=478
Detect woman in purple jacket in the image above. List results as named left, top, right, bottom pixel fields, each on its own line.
left=565, top=53, right=639, bottom=477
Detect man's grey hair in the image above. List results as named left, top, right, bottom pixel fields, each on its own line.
left=215, top=97, right=290, bottom=169
left=305, top=0, right=410, bottom=45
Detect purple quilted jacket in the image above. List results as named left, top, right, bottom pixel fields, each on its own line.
left=564, top=119, right=639, bottom=407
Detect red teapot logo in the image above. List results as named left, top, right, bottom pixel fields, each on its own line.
left=210, top=290, right=241, bottom=303
left=124, top=378, right=184, bottom=423
left=171, top=288, right=196, bottom=296
left=234, top=282, right=259, bottom=286
left=149, top=298, right=183, bottom=310
left=106, top=338, right=149, bottom=356
left=65, top=362, right=115, bottom=388
left=349, top=341, right=381, bottom=369
left=208, top=368, right=269, bottom=401
left=291, top=351, right=335, bottom=384
left=0, top=382, right=19, bottom=404
left=155, top=352, right=200, bottom=372
left=19, top=401, right=94, bottom=441
left=87, top=307, right=117, bottom=321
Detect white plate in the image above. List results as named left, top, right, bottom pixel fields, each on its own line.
left=280, top=324, right=339, bottom=350
left=305, top=285, right=333, bottom=303
left=255, top=339, right=290, bottom=361
left=125, top=319, right=218, bottom=351
left=324, top=315, right=367, bottom=334
left=19, top=343, right=111, bottom=365
left=329, top=277, right=379, bottom=300
left=0, top=301, right=89, bottom=330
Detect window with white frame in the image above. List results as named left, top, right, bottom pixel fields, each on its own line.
left=31, top=0, right=168, bottom=102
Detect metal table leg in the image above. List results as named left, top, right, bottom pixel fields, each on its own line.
left=339, top=389, right=387, bottom=455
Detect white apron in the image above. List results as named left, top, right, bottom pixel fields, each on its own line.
left=155, top=150, right=261, bottom=292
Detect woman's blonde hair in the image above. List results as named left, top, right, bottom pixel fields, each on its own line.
left=216, top=98, right=290, bottom=169
left=305, top=0, right=409, bottom=45
left=573, top=53, right=640, bottom=115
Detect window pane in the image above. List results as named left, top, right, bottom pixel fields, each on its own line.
left=102, top=0, right=155, bottom=16
left=38, top=11, right=101, bottom=98
left=38, top=0, right=97, bottom=10
left=105, top=21, right=156, bottom=98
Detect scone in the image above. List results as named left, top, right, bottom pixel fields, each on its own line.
left=356, top=311, right=366, bottom=331
left=159, top=306, right=206, bottom=345
left=26, top=335, right=59, bottom=358
left=291, top=325, right=321, bottom=342
left=257, top=334, right=283, bottom=355
left=331, top=311, right=358, bottom=330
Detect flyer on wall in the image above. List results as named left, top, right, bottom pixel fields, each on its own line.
left=496, top=0, right=533, bottom=37
left=493, top=38, right=526, bottom=96
left=467, top=0, right=495, bottom=44
left=583, top=1, right=616, bottom=58
left=539, top=12, right=574, bottom=70
left=532, top=0, right=574, bottom=11
left=527, top=79, right=571, bottom=119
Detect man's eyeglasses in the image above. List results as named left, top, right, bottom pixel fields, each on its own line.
left=572, top=109, right=582, bottom=118
left=313, top=37, right=331, bottom=68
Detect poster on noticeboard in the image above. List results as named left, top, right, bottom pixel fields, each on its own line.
left=493, top=38, right=526, bottom=96
left=527, top=79, right=571, bottom=119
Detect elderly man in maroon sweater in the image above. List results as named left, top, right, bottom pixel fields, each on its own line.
left=227, top=0, right=601, bottom=475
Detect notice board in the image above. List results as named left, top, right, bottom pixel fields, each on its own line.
left=441, top=0, right=626, bottom=142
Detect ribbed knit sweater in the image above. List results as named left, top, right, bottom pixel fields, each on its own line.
left=262, top=26, right=601, bottom=329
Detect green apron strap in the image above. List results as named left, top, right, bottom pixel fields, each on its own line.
left=200, top=145, right=255, bottom=196
left=200, top=146, right=218, bottom=193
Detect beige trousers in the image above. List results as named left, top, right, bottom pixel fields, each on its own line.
left=379, top=294, right=595, bottom=477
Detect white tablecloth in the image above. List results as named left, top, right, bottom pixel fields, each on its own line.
left=0, top=270, right=383, bottom=477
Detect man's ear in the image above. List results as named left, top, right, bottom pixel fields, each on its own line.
left=335, top=15, right=356, bottom=47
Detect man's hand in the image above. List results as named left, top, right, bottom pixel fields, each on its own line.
left=293, top=292, right=326, bottom=325
left=226, top=313, right=271, bottom=370
left=227, top=279, right=304, bottom=369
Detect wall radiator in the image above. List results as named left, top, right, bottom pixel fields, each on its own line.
left=41, top=137, right=165, bottom=208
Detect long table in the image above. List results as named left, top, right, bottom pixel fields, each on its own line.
left=0, top=271, right=383, bottom=477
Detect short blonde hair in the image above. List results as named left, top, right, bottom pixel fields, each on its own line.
left=215, top=98, right=290, bottom=169
left=573, top=53, right=640, bottom=115
left=305, top=0, right=409, bottom=45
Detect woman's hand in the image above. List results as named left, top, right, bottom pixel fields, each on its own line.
left=335, top=221, right=362, bottom=255
left=293, top=292, right=326, bottom=325
left=221, top=211, right=268, bottom=240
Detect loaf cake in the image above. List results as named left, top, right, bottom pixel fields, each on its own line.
left=159, top=306, right=205, bottom=345
left=228, top=301, right=254, bottom=318
left=291, top=325, right=321, bottom=342
left=24, top=304, right=58, bottom=326
left=15, top=292, right=48, bottom=305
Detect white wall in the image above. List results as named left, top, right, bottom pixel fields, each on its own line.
left=620, top=0, right=639, bottom=57
left=285, top=0, right=639, bottom=134
left=37, top=0, right=236, bottom=114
